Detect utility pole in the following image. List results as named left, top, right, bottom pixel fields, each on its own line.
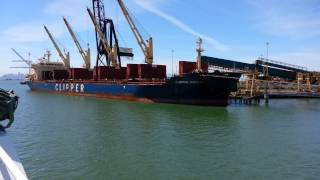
left=264, top=42, right=270, bottom=104
left=171, top=49, right=174, bottom=76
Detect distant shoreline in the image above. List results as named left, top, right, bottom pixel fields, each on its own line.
left=0, top=79, right=23, bottom=81
left=0, top=73, right=26, bottom=81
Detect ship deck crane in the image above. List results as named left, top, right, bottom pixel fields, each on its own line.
left=11, top=49, right=32, bottom=66
left=63, top=17, right=91, bottom=69
left=116, top=0, right=153, bottom=64
left=87, top=8, right=118, bottom=68
left=11, top=48, right=32, bottom=73
left=43, top=25, right=70, bottom=68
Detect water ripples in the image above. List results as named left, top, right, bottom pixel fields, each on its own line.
left=1, top=81, right=320, bottom=179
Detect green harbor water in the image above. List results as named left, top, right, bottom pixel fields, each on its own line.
left=1, top=80, right=320, bottom=179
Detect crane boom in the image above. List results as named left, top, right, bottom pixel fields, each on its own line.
left=11, top=48, right=32, bottom=66
left=116, top=0, right=153, bottom=64
left=87, top=8, right=118, bottom=67
left=11, top=48, right=32, bottom=74
left=63, top=17, right=91, bottom=69
left=43, top=25, right=70, bottom=68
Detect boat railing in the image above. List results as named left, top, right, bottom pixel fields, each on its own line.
left=0, top=146, right=28, bottom=180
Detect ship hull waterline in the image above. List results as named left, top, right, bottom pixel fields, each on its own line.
left=26, top=73, right=240, bottom=106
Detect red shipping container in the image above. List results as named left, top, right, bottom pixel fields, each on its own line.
left=53, top=70, right=69, bottom=80
left=138, top=64, right=153, bottom=79
left=179, top=61, right=196, bottom=75
left=68, top=68, right=77, bottom=79
left=112, top=67, right=127, bottom=79
left=159, top=65, right=167, bottom=79
left=97, top=66, right=106, bottom=80
left=69, top=68, right=93, bottom=80
left=127, top=64, right=139, bottom=79
left=152, top=65, right=167, bottom=79
left=105, top=67, right=115, bottom=79
left=95, top=66, right=127, bottom=80
left=119, top=67, right=127, bottom=79
left=95, top=66, right=112, bottom=80
left=202, top=62, right=209, bottom=73
left=42, top=71, right=53, bottom=80
left=86, top=70, right=93, bottom=80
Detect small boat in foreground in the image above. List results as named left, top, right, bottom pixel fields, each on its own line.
left=0, top=89, right=28, bottom=179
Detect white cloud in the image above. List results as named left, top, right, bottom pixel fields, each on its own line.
left=1, top=0, right=93, bottom=43
left=43, top=0, right=91, bottom=32
left=2, top=22, right=65, bottom=43
left=2, top=23, right=46, bottom=43
left=249, top=0, right=320, bottom=39
left=133, top=0, right=228, bottom=51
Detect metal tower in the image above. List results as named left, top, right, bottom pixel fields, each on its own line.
left=92, top=0, right=132, bottom=68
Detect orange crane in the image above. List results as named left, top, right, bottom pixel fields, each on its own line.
left=43, top=25, right=71, bottom=68
left=116, top=0, right=153, bottom=64
left=63, top=17, right=91, bottom=69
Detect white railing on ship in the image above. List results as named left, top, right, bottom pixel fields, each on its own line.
left=0, top=146, right=28, bottom=180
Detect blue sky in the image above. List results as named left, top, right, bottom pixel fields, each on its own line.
left=0, top=0, right=320, bottom=75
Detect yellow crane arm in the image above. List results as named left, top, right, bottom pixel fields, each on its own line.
left=116, top=0, right=153, bottom=64
left=63, top=17, right=91, bottom=69
left=87, top=8, right=118, bottom=67
left=43, top=25, right=70, bottom=68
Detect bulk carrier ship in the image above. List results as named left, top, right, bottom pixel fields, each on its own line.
left=25, top=0, right=240, bottom=106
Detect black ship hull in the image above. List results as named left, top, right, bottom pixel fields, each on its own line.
left=27, top=72, right=240, bottom=106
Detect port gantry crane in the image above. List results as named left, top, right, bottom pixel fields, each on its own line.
left=63, top=17, right=91, bottom=69
left=43, top=25, right=71, bottom=68
left=90, top=0, right=133, bottom=70
left=87, top=7, right=118, bottom=68
left=116, top=0, right=153, bottom=64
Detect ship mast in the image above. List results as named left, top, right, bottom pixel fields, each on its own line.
left=43, top=25, right=70, bottom=68
left=196, top=38, right=204, bottom=72
left=116, top=0, right=153, bottom=64
left=63, top=17, right=91, bottom=69
left=45, top=50, right=52, bottom=62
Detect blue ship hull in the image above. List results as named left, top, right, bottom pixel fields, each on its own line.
left=27, top=73, right=240, bottom=106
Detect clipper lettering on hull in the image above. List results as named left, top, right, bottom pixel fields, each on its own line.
left=55, top=83, right=85, bottom=93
